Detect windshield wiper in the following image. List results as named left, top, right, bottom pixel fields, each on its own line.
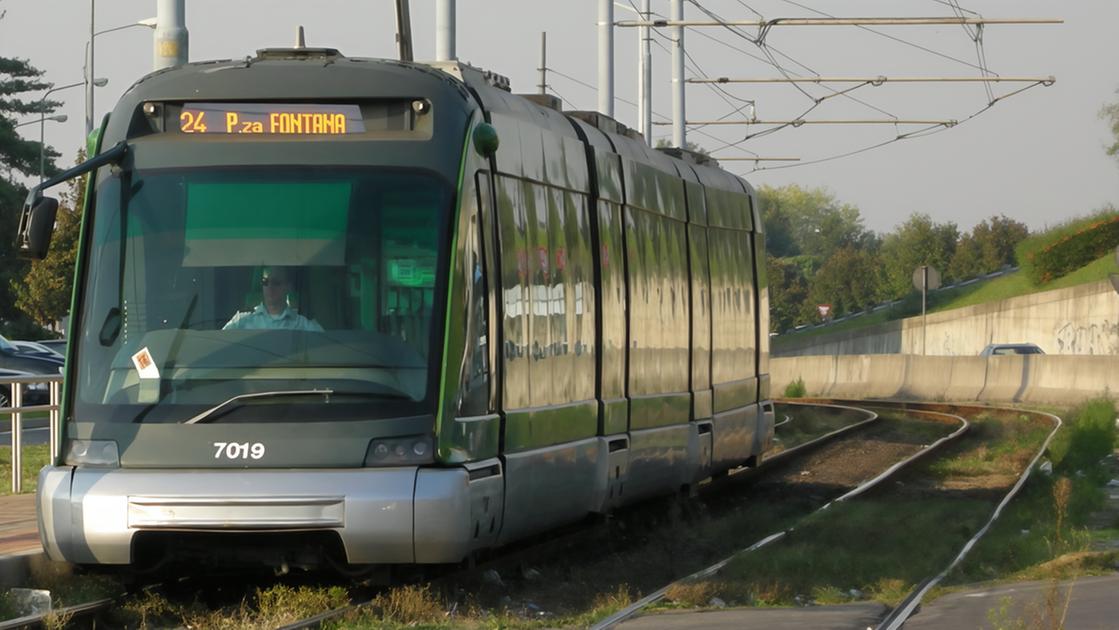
left=180, top=388, right=413, bottom=424
left=182, top=389, right=335, bottom=424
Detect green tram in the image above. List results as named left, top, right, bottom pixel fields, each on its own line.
left=20, top=46, right=774, bottom=569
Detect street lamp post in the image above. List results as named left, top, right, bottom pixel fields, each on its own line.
left=85, top=15, right=157, bottom=137
left=37, top=114, right=68, bottom=182
left=40, top=79, right=106, bottom=182
left=12, top=117, right=64, bottom=184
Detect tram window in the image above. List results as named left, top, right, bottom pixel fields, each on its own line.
left=73, top=167, right=452, bottom=420
left=459, top=174, right=491, bottom=417
left=495, top=175, right=530, bottom=409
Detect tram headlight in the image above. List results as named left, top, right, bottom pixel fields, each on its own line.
left=63, top=439, right=120, bottom=468
left=364, top=435, right=434, bottom=467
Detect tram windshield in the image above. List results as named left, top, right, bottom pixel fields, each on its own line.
left=72, top=166, right=451, bottom=423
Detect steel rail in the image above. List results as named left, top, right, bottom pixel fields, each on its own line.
left=0, top=597, right=114, bottom=630
left=276, top=402, right=878, bottom=630
left=870, top=403, right=1063, bottom=630
left=274, top=604, right=360, bottom=630
left=591, top=403, right=969, bottom=630
left=760, top=400, right=878, bottom=468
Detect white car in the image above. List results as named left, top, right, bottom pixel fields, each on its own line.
left=979, top=343, right=1044, bottom=356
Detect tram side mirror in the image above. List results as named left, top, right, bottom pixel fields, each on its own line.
left=16, top=196, right=60, bottom=260
left=473, top=122, right=499, bottom=158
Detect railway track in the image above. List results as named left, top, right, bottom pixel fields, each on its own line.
left=2, top=400, right=1024, bottom=629
left=274, top=401, right=930, bottom=629
left=592, top=400, right=1062, bottom=630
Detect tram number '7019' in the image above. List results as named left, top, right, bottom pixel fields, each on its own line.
left=213, top=442, right=266, bottom=460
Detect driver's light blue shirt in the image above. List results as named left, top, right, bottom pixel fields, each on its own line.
left=223, top=304, right=324, bottom=332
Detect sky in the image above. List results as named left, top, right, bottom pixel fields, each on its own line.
left=3, top=0, right=1117, bottom=235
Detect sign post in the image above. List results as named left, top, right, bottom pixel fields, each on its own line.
left=912, top=265, right=941, bottom=355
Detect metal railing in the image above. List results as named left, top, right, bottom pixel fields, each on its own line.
left=0, top=374, right=63, bottom=493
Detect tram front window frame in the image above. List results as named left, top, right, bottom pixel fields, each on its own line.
left=70, top=165, right=453, bottom=425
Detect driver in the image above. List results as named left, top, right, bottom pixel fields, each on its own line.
left=223, top=266, right=324, bottom=331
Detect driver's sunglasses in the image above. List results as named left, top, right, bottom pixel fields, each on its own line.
left=261, top=278, right=289, bottom=287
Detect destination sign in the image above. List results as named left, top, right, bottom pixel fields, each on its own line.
left=179, top=103, right=366, bottom=135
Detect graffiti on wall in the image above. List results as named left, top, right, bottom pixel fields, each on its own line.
left=1054, top=320, right=1119, bottom=355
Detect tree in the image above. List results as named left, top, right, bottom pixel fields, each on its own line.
left=807, top=247, right=884, bottom=317
left=878, top=213, right=959, bottom=298
left=13, top=152, right=86, bottom=330
left=766, top=255, right=810, bottom=332
left=1102, top=91, right=1119, bottom=161
left=654, top=138, right=710, bottom=156
left=948, top=233, right=983, bottom=280
left=947, top=215, right=1028, bottom=281
left=0, top=43, right=64, bottom=336
left=972, top=214, right=1028, bottom=271
left=757, top=184, right=873, bottom=265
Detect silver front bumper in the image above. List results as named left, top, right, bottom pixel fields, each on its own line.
left=37, top=465, right=495, bottom=565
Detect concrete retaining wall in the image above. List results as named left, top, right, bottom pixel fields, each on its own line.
left=775, top=279, right=1119, bottom=357
left=772, top=354, right=1119, bottom=405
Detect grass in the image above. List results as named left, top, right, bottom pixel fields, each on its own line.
left=104, top=583, right=351, bottom=630
left=935, top=254, right=1118, bottom=312
left=927, top=414, right=1051, bottom=480
left=774, top=252, right=1118, bottom=346
left=771, top=403, right=878, bottom=453
left=782, top=377, right=806, bottom=398
left=774, top=308, right=896, bottom=343
left=948, top=399, right=1118, bottom=586
left=0, top=444, right=50, bottom=495
left=670, top=498, right=995, bottom=607
left=657, top=410, right=1053, bottom=609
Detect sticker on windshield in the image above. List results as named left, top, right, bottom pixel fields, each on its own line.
left=131, top=347, right=160, bottom=380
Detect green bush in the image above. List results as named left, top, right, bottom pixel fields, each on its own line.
left=1016, top=208, right=1119, bottom=284
left=1048, top=398, right=1117, bottom=473
left=783, top=377, right=807, bottom=398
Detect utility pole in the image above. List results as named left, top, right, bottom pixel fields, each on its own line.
left=154, top=0, right=188, bottom=71
left=538, top=32, right=547, bottom=95
left=86, top=0, right=94, bottom=137
left=395, top=0, right=414, bottom=62
left=436, top=0, right=456, bottom=61
left=671, top=0, right=684, bottom=148
left=922, top=265, right=928, bottom=356
left=597, top=0, right=614, bottom=117
left=638, top=0, right=651, bottom=144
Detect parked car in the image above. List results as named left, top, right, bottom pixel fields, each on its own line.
left=0, top=334, right=63, bottom=374
left=979, top=343, right=1045, bottom=357
left=0, top=368, right=50, bottom=408
left=11, top=340, right=64, bottom=361
left=35, top=339, right=68, bottom=358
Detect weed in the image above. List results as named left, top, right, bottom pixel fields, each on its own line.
left=371, top=584, right=444, bottom=624
left=986, top=595, right=1026, bottom=630
left=1049, top=398, right=1117, bottom=474
left=39, top=609, right=73, bottom=630
left=256, top=584, right=348, bottom=624
left=0, top=444, right=50, bottom=495
left=783, top=377, right=807, bottom=398
left=1029, top=578, right=1075, bottom=630
left=810, top=584, right=849, bottom=604
left=664, top=580, right=723, bottom=607
left=592, top=583, right=633, bottom=612
left=867, top=578, right=910, bottom=604
left=1052, top=477, right=1073, bottom=552
left=113, top=591, right=179, bottom=630
left=0, top=592, right=19, bottom=620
